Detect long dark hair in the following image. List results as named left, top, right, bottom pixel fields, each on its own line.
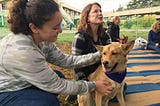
left=7, top=0, right=59, bottom=35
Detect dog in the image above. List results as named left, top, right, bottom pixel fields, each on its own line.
left=78, top=40, right=135, bottom=106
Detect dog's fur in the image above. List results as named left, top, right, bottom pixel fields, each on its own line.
left=78, top=40, right=135, bottom=106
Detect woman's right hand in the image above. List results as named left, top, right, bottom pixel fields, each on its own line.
left=95, top=80, right=113, bottom=96
left=156, top=43, right=159, bottom=47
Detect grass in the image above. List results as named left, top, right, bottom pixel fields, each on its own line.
left=0, top=27, right=10, bottom=39
left=0, top=27, right=149, bottom=42
left=57, top=33, right=75, bottom=42
left=56, top=30, right=149, bottom=42
left=121, top=30, right=148, bottom=41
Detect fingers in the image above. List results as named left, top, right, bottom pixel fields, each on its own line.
left=104, top=81, right=114, bottom=96
left=95, top=80, right=114, bottom=96
left=103, top=90, right=112, bottom=96
left=101, top=86, right=113, bottom=96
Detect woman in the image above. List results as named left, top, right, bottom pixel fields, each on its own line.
left=0, top=0, right=113, bottom=106
left=107, top=16, right=128, bottom=43
left=66, top=2, right=128, bottom=103
left=147, top=20, right=160, bottom=52
left=72, top=2, right=111, bottom=83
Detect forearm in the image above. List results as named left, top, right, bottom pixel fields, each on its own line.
left=32, top=71, right=96, bottom=95
left=46, top=38, right=101, bottom=69
left=49, top=50, right=100, bottom=68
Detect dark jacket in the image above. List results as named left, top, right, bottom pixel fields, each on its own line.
left=72, top=30, right=111, bottom=80
left=107, top=21, right=120, bottom=42
left=148, top=30, right=160, bottom=46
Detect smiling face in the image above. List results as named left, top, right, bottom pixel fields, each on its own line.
left=96, top=41, right=135, bottom=73
left=30, top=11, right=63, bottom=45
left=88, top=4, right=103, bottom=25
left=101, top=42, right=127, bottom=73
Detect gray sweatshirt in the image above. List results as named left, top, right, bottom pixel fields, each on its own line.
left=0, top=33, right=100, bottom=95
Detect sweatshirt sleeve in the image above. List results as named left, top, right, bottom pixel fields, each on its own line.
left=2, top=36, right=96, bottom=95
left=44, top=42, right=101, bottom=68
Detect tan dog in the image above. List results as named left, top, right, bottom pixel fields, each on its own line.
left=78, top=40, right=135, bottom=106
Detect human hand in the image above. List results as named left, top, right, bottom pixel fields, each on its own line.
left=95, top=80, right=113, bottom=96
left=155, top=43, right=160, bottom=47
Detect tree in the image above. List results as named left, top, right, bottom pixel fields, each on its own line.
left=126, top=0, right=160, bottom=10
left=123, top=21, right=133, bottom=29
left=117, top=5, right=124, bottom=11
left=139, top=16, right=155, bottom=28
left=151, top=0, right=160, bottom=7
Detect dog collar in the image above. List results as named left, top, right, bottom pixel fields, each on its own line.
left=105, top=69, right=126, bottom=83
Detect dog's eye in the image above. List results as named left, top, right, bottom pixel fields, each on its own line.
left=103, top=52, right=106, bottom=55
left=112, top=52, right=117, bottom=55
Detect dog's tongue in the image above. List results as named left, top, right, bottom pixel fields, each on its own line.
left=104, top=67, right=112, bottom=73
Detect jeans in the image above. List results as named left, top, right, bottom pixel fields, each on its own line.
left=147, top=45, right=160, bottom=53
left=0, top=70, right=65, bottom=106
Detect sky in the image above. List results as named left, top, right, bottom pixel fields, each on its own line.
left=61, top=0, right=131, bottom=13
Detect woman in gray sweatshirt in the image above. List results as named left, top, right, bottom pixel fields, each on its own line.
left=0, top=0, right=113, bottom=106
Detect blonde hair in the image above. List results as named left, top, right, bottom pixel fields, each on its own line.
left=112, top=16, right=120, bottom=22
left=151, top=20, right=160, bottom=33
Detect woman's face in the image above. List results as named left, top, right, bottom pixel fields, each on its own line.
left=88, top=4, right=103, bottom=25
left=114, top=18, right=120, bottom=25
left=32, top=11, right=62, bottom=44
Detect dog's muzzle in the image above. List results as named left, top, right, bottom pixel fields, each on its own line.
left=103, top=61, right=109, bottom=67
left=103, top=61, right=118, bottom=73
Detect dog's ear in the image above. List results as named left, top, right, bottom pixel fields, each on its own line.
left=94, top=45, right=103, bottom=53
left=121, top=40, right=135, bottom=55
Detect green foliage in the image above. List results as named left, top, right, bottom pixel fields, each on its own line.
left=127, top=0, right=160, bottom=10
left=117, top=5, right=124, bottom=11
left=120, top=16, right=155, bottom=29
left=0, top=26, right=10, bottom=38
left=151, top=0, right=160, bottom=6
left=123, top=21, right=133, bottom=29
left=58, top=31, right=149, bottom=42
left=120, top=30, right=148, bottom=41
left=137, top=16, right=155, bottom=28
left=0, top=27, right=149, bottom=42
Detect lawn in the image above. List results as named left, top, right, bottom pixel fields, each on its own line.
left=0, top=27, right=10, bottom=39
left=121, top=30, right=148, bottom=41
left=0, top=27, right=149, bottom=42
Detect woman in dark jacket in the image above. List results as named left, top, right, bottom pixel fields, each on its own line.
left=107, top=16, right=128, bottom=43
left=72, top=2, right=111, bottom=81
left=147, top=21, right=160, bottom=52
left=66, top=2, right=126, bottom=103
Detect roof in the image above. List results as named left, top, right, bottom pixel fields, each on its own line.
left=103, top=6, right=160, bottom=18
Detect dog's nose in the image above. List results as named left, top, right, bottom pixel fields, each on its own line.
left=103, top=61, right=109, bottom=66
